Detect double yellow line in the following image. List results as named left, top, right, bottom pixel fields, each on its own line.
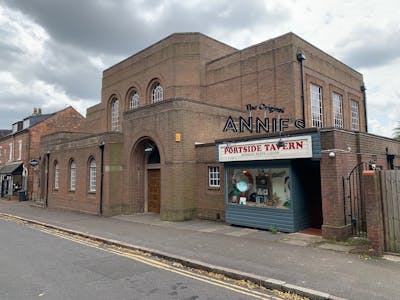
left=35, top=225, right=284, bottom=300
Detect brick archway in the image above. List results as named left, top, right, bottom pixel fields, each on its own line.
left=129, top=138, right=161, bottom=213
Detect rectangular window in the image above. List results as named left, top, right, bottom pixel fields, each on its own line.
left=89, top=160, right=96, bottom=192
left=17, top=140, right=22, bottom=160
left=12, top=123, right=18, bottom=133
left=208, top=166, right=220, bottom=188
left=351, top=100, right=360, bottom=130
left=23, top=119, right=30, bottom=129
left=0, top=146, right=2, bottom=161
left=70, top=162, right=76, bottom=191
left=310, top=84, right=323, bottom=127
left=332, top=92, right=343, bottom=128
left=9, top=143, right=13, bottom=161
left=227, top=167, right=290, bottom=209
left=54, top=164, right=60, bottom=190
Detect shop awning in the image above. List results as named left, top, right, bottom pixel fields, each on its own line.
left=0, top=162, right=23, bottom=175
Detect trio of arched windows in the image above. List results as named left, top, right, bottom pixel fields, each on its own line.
left=53, top=158, right=96, bottom=193
left=110, top=80, right=164, bottom=131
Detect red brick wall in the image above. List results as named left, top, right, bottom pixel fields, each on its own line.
left=320, top=129, right=400, bottom=240
left=195, top=143, right=225, bottom=221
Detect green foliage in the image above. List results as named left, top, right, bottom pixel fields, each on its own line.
left=268, top=226, right=279, bottom=234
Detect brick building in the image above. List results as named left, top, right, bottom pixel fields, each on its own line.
left=0, top=107, right=85, bottom=200
left=36, top=32, right=400, bottom=240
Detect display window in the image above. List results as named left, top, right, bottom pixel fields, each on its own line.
left=227, top=167, right=290, bottom=209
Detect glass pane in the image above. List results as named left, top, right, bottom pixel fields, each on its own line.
left=227, top=167, right=290, bottom=209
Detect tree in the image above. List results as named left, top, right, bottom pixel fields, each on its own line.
left=394, top=121, right=400, bottom=140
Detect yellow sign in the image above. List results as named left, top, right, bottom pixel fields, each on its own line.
left=175, top=133, right=181, bottom=142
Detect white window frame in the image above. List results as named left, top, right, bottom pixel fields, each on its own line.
left=351, top=100, right=360, bottom=131
left=310, top=84, right=323, bottom=128
left=332, top=92, right=343, bottom=128
left=89, top=159, right=96, bottom=192
left=9, top=143, right=13, bottom=161
left=130, top=91, right=139, bottom=110
left=208, top=166, right=220, bottom=188
left=54, top=162, right=60, bottom=190
left=111, top=98, right=120, bottom=131
left=70, top=160, right=76, bottom=191
left=151, top=82, right=163, bottom=104
left=17, top=140, right=22, bottom=160
left=23, top=119, right=30, bottom=129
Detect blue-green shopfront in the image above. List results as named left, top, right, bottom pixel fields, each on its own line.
left=218, top=132, right=322, bottom=233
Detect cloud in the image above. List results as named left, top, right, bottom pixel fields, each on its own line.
left=3, top=0, right=280, bottom=56
left=0, top=0, right=399, bottom=139
left=338, top=27, right=400, bottom=68
left=0, top=0, right=290, bottom=129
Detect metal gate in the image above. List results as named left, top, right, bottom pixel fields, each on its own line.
left=343, top=162, right=368, bottom=237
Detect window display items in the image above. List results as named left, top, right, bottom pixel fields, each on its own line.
left=227, top=167, right=290, bottom=209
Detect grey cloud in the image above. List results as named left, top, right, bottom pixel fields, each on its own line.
left=3, top=0, right=285, bottom=56
left=32, top=42, right=103, bottom=100
left=0, top=0, right=289, bottom=129
left=0, top=95, right=53, bottom=129
left=340, top=28, right=400, bottom=68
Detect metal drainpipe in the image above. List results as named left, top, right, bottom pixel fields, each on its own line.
left=297, top=50, right=306, bottom=123
left=45, top=151, right=50, bottom=207
left=99, top=141, right=105, bottom=215
left=361, top=84, right=368, bottom=132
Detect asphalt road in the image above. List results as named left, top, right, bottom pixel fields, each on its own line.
left=0, top=218, right=289, bottom=300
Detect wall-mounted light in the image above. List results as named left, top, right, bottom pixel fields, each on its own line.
left=276, top=139, right=285, bottom=149
left=296, top=50, right=306, bottom=62
left=144, top=145, right=153, bottom=154
left=328, top=151, right=336, bottom=158
left=368, top=160, right=376, bottom=170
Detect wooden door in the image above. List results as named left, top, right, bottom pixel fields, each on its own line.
left=147, top=169, right=160, bottom=213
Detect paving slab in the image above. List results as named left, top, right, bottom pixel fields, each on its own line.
left=1, top=199, right=400, bottom=300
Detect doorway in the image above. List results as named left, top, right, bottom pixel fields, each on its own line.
left=131, top=138, right=161, bottom=214
left=147, top=169, right=160, bottom=213
left=293, top=159, right=323, bottom=229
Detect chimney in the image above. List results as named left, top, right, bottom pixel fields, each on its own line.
left=33, top=107, right=37, bottom=115
left=38, top=108, right=42, bottom=115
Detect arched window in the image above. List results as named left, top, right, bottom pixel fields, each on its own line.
left=130, top=91, right=139, bottom=110
left=70, top=160, right=76, bottom=191
left=89, top=158, right=96, bottom=192
left=111, top=97, right=120, bottom=131
left=151, top=82, right=163, bottom=104
left=54, top=161, right=60, bottom=190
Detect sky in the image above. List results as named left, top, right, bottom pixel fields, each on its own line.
left=0, top=0, right=399, bottom=138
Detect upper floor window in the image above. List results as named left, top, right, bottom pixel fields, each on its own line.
left=111, top=97, right=120, bottom=131
left=89, top=158, right=96, bottom=192
left=54, top=162, right=60, bottom=190
left=151, top=82, right=163, bottom=104
left=23, top=118, right=30, bottom=129
left=9, top=143, right=13, bottom=161
left=17, top=140, right=22, bottom=161
left=310, top=84, right=323, bottom=128
left=130, top=91, right=139, bottom=110
left=332, top=92, right=343, bottom=128
left=351, top=100, right=360, bottom=131
left=208, top=166, right=220, bottom=188
left=70, top=160, right=76, bottom=191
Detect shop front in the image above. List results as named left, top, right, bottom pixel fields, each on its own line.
left=0, top=162, right=23, bottom=198
left=218, top=133, right=322, bottom=232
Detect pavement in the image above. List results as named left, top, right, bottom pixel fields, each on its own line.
left=1, top=199, right=400, bottom=300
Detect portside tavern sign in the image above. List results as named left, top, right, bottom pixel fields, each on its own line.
left=223, top=104, right=305, bottom=134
